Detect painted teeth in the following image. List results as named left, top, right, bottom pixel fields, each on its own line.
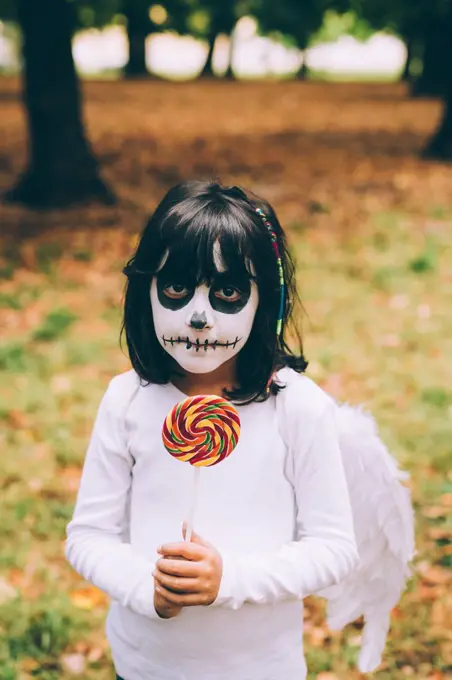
left=163, top=336, right=241, bottom=350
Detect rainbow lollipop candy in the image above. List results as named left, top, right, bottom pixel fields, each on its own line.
left=163, top=395, right=240, bottom=467
left=162, top=395, right=241, bottom=539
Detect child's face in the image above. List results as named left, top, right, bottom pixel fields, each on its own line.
left=150, top=250, right=258, bottom=375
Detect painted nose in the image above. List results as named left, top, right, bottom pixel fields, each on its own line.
left=190, top=311, right=208, bottom=330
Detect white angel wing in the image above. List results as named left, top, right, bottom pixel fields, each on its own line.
left=317, top=402, right=416, bottom=673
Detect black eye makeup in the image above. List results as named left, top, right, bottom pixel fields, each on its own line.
left=157, top=277, right=194, bottom=310
left=209, top=274, right=251, bottom=314
left=214, top=287, right=242, bottom=303
left=164, top=284, right=190, bottom=300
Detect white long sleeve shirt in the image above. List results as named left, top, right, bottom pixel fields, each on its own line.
left=65, top=367, right=359, bottom=680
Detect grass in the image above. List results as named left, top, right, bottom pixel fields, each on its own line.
left=0, top=209, right=450, bottom=680
left=32, top=309, right=78, bottom=343
left=308, top=68, right=401, bottom=83
left=0, top=79, right=451, bottom=679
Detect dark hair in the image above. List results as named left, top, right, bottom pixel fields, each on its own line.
left=121, top=180, right=307, bottom=404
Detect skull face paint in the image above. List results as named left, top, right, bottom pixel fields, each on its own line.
left=150, top=253, right=259, bottom=374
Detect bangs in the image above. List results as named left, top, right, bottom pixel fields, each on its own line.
left=156, top=200, right=256, bottom=285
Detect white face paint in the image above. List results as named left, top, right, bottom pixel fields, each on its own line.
left=150, top=248, right=259, bottom=374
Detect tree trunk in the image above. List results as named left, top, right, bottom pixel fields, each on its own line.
left=223, top=33, right=235, bottom=80
left=422, top=82, right=452, bottom=159
left=200, top=2, right=236, bottom=79
left=422, top=8, right=452, bottom=158
left=123, top=0, right=149, bottom=78
left=401, top=36, right=413, bottom=82
left=297, top=57, right=309, bottom=80
left=412, top=18, right=448, bottom=97
left=200, top=32, right=218, bottom=78
left=5, top=0, right=113, bottom=208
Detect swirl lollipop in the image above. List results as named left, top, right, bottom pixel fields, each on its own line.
left=163, top=395, right=240, bottom=467
left=162, top=395, right=241, bottom=539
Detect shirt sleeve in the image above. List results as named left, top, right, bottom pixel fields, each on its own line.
left=65, top=377, right=161, bottom=620
left=213, top=388, right=359, bottom=610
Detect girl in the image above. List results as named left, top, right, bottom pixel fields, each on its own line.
left=65, top=180, right=360, bottom=680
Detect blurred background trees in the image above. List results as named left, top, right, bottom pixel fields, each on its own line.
left=3, top=0, right=114, bottom=207
left=352, top=0, right=451, bottom=97
left=1, top=0, right=452, bottom=207
left=255, top=0, right=351, bottom=79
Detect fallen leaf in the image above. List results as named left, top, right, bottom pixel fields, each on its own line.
left=417, top=304, right=431, bottom=319
left=422, top=506, right=448, bottom=519
left=416, top=584, right=442, bottom=602
left=7, top=409, right=31, bottom=429
left=309, top=626, right=328, bottom=646
left=28, top=478, right=44, bottom=493
left=60, top=466, right=82, bottom=493
left=20, top=658, right=40, bottom=672
left=430, top=598, right=452, bottom=627
left=70, top=585, right=109, bottom=610
left=348, top=634, right=363, bottom=647
left=389, top=294, right=409, bottom=309
left=428, top=527, right=451, bottom=541
left=87, top=647, right=104, bottom=663
left=380, top=334, right=401, bottom=347
left=391, top=606, right=405, bottom=620
left=322, top=373, right=343, bottom=398
left=60, top=653, right=86, bottom=675
left=420, top=566, right=452, bottom=586
left=0, top=578, right=18, bottom=604
left=51, top=374, right=72, bottom=393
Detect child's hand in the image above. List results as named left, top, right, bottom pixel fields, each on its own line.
left=154, top=577, right=182, bottom=619
left=153, top=528, right=223, bottom=608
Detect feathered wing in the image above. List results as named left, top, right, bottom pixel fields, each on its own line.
left=316, top=402, right=416, bottom=673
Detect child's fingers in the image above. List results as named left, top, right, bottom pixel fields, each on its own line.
left=154, top=570, right=198, bottom=593
left=155, top=585, right=179, bottom=608
left=155, top=585, right=211, bottom=607
left=156, top=557, right=201, bottom=577
left=158, top=542, right=207, bottom=561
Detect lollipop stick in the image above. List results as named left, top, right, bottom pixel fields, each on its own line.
left=185, top=467, right=201, bottom=542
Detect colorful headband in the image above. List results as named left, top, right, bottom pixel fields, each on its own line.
left=254, top=207, right=285, bottom=338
